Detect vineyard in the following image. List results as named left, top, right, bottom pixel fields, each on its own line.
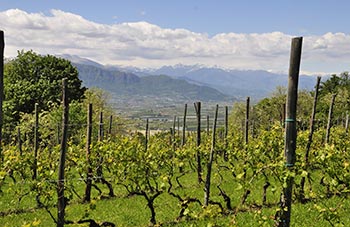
left=1, top=35, right=350, bottom=227
left=1, top=100, right=350, bottom=227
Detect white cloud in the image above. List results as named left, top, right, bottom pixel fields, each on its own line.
left=0, top=9, right=349, bottom=74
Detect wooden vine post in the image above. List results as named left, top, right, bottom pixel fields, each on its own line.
left=33, top=103, right=39, bottom=180
left=194, top=101, right=202, bottom=183
left=169, top=127, right=173, bottom=146
left=57, top=78, right=69, bottom=227
left=224, top=106, right=228, bottom=147
left=345, top=111, right=349, bottom=135
left=96, top=111, right=104, bottom=180
left=325, top=94, right=336, bottom=144
left=0, top=31, right=4, bottom=160
left=172, top=115, right=176, bottom=151
left=278, top=37, right=302, bottom=227
left=84, top=103, right=93, bottom=202
left=181, top=104, right=187, bottom=147
left=207, top=115, right=210, bottom=135
left=305, top=76, right=321, bottom=154
left=300, top=77, right=321, bottom=201
left=17, top=127, right=22, bottom=155
left=145, top=118, right=149, bottom=152
left=57, top=123, right=60, bottom=145
left=245, top=97, right=250, bottom=145
left=282, top=103, right=286, bottom=127
left=98, top=111, right=104, bottom=141
left=204, top=104, right=218, bottom=206
left=177, top=117, right=180, bottom=138
left=108, top=115, right=113, bottom=136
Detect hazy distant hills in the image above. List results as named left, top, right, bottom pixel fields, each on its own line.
left=74, top=63, right=229, bottom=102
left=61, top=55, right=322, bottom=102
left=141, top=65, right=319, bottom=99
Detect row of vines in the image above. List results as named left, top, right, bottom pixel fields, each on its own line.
left=0, top=96, right=349, bottom=226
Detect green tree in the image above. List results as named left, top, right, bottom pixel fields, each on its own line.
left=4, top=50, right=86, bottom=123
left=236, top=86, right=313, bottom=133
left=317, top=72, right=350, bottom=123
left=319, top=72, right=350, bottom=96
left=253, top=86, right=287, bottom=129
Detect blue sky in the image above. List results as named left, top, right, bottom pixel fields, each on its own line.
left=0, top=1, right=349, bottom=74
left=1, top=0, right=349, bottom=36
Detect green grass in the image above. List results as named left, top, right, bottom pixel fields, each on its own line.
left=1, top=167, right=349, bottom=227
left=1, top=196, right=349, bottom=227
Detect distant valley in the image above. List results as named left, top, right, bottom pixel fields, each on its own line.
left=63, top=55, right=320, bottom=100
left=61, top=55, right=324, bottom=118
left=138, top=65, right=320, bottom=99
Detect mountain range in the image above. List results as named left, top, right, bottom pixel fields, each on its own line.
left=75, top=63, right=228, bottom=102
left=139, top=65, right=320, bottom=99
left=61, top=55, right=322, bottom=103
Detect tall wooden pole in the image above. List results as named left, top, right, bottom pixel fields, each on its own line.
left=278, top=37, right=302, bottom=227
left=57, top=78, right=69, bottom=227
left=304, top=77, right=321, bottom=163
left=207, top=115, right=210, bottom=135
left=57, top=123, right=60, bottom=145
left=204, top=104, right=219, bottom=206
left=282, top=103, right=286, bottom=127
left=84, top=103, right=93, bottom=202
left=33, top=103, right=39, bottom=180
left=97, top=111, right=103, bottom=180
left=108, top=115, right=113, bottom=136
left=325, top=94, right=336, bottom=144
left=345, top=111, right=349, bottom=135
left=17, top=127, right=22, bottom=155
left=172, top=115, right=176, bottom=151
left=194, top=102, right=202, bottom=183
left=194, top=102, right=201, bottom=146
left=250, top=106, right=255, bottom=138
left=145, top=118, right=149, bottom=152
left=0, top=31, right=4, bottom=160
left=245, top=97, right=250, bottom=145
left=224, top=106, right=228, bottom=147
left=181, top=104, right=187, bottom=147
left=300, top=77, right=321, bottom=201
left=177, top=117, right=180, bottom=138
left=98, top=112, right=103, bottom=142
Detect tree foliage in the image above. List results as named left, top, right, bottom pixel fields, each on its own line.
left=317, top=72, right=350, bottom=121
left=4, top=50, right=86, bottom=123
left=319, top=72, right=350, bottom=97
left=229, top=73, right=350, bottom=134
